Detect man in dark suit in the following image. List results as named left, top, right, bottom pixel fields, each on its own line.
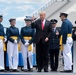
left=49, top=19, right=60, bottom=71
left=31, top=12, right=51, bottom=72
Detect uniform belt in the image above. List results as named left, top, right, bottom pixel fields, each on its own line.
left=24, top=36, right=32, bottom=51
left=4, top=43, right=6, bottom=51
left=60, top=34, right=72, bottom=51
left=60, top=35, right=63, bottom=51
left=11, top=36, right=18, bottom=40
left=28, top=45, right=32, bottom=51
left=10, top=36, right=21, bottom=51
left=23, top=36, right=32, bottom=40
left=0, top=36, right=4, bottom=40
left=18, top=42, right=20, bottom=51
left=67, top=34, right=72, bottom=37
left=0, top=36, right=6, bottom=51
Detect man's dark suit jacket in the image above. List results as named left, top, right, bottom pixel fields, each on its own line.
left=31, top=19, right=51, bottom=45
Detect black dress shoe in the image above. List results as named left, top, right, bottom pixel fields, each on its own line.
left=51, top=69, right=55, bottom=71
left=44, top=70, right=48, bottom=72
left=54, top=69, right=57, bottom=72
left=29, top=68, right=33, bottom=72
left=37, top=69, right=41, bottom=72
left=60, top=70, right=72, bottom=73
left=13, top=69, right=20, bottom=72
left=51, top=69, right=57, bottom=72
left=64, top=70, right=72, bottom=72
left=9, top=69, right=13, bottom=72
left=0, top=69, right=7, bottom=72
left=44, top=68, right=48, bottom=72
left=22, top=69, right=28, bottom=72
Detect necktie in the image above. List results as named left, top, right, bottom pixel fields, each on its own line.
left=42, top=21, right=44, bottom=30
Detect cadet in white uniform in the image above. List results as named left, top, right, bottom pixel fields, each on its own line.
left=60, top=13, right=73, bottom=72
left=20, top=16, right=35, bottom=72
left=0, top=15, right=7, bottom=72
left=6, top=18, right=20, bottom=72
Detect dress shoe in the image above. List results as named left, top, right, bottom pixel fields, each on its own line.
left=0, top=69, right=7, bottom=72
left=44, top=70, right=48, bottom=72
left=54, top=69, right=57, bottom=72
left=9, top=69, right=13, bottom=72
left=44, top=68, right=48, bottom=72
left=64, top=70, right=72, bottom=72
left=37, top=69, right=41, bottom=72
left=22, top=69, right=28, bottom=72
left=51, top=69, right=55, bottom=71
left=29, top=68, right=33, bottom=72
left=13, top=69, right=20, bottom=72
left=51, top=69, right=57, bottom=72
left=60, top=70, right=72, bottom=73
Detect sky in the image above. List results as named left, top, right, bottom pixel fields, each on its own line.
left=0, top=0, right=49, bottom=30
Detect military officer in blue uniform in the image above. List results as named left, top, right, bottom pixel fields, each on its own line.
left=0, top=15, right=7, bottom=72
left=60, top=13, right=73, bottom=72
left=6, top=18, right=20, bottom=72
left=49, top=19, right=60, bottom=71
left=20, top=16, right=35, bottom=72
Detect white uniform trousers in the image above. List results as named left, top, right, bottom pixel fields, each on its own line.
left=63, top=37, right=73, bottom=70
left=0, top=39, right=4, bottom=70
left=7, top=41, right=18, bottom=69
left=21, top=40, right=33, bottom=69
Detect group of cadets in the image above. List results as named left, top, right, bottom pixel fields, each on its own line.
left=0, top=11, right=74, bottom=72
left=0, top=15, right=35, bottom=72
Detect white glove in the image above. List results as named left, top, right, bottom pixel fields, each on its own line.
left=4, top=38, right=7, bottom=42
left=45, top=37, right=49, bottom=42
left=14, top=40, right=17, bottom=44
left=24, top=42, right=29, bottom=46
left=74, top=31, right=76, bottom=35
